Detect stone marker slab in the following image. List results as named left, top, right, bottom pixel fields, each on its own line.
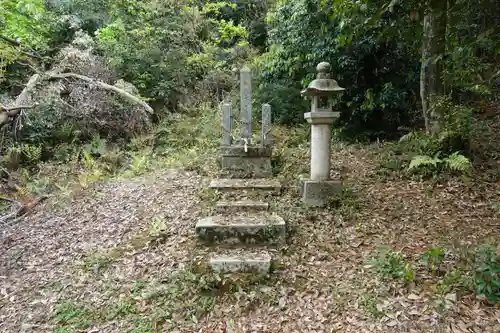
left=240, top=66, right=252, bottom=141
left=210, top=251, right=271, bottom=273
left=299, top=178, right=342, bottom=207
left=209, top=178, right=281, bottom=192
left=221, top=103, right=232, bottom=146
left=215, top=200, right=269, bottom=213
left=261, top=103, right=272, bottom=147
left=195, top=213, right=286, bottom=244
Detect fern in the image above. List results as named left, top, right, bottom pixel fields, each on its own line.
left=444, top=152, right=471, bottom=173
left=408, top=154, right=441, bottom=171
left=399, top=131, right=416, bottom=143
left=408, top=151, right=471, bottom=175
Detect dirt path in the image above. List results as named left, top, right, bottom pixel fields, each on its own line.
left=0, top=169, right=205, bottom=332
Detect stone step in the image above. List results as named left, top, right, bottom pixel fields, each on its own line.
left=208, top=249, right=272, bottom=274
left=209, top=178, right=281, bottom=192
left=215, top=200, right=269, bottom=213
left=195, top=212, right=286, bottom=245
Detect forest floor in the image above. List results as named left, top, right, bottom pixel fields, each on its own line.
left=0, top=110, right=499, bottom=333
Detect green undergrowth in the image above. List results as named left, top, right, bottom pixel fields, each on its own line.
left=52, top=262, right=278, bottom=332
left=2, top=100, right=325, bottom=206
left=0, top=104, right=223, bottom=203
left=365, top=240, right=499, bottom=303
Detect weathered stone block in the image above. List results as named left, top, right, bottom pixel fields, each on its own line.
left=299, top=178, right=342, bottom=207
left=221, top=156, right=272, bottom=178
left=219, top=145, right=272, bottom=178
left=220, top=145, right=272, bottom=157
left=209, top=252, right=271, bottom=273
left=195, top=213, right=286, bottom=244
left=221, top=103, right=232, bottom=146
left=209, top=178, right=281, bottom=192
left=215, top=200, right=269, bottom=213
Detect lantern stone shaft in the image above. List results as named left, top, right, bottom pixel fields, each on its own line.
left=299, top=62, right=344, bottom=206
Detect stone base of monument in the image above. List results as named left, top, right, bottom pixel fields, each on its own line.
left=209, top=250, right=272, bottom=274
left=220, top=145, right=272, bottom=178
left=299, top=177, right=343, bottom=207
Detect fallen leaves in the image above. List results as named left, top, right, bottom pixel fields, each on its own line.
left=0, top=136, right=499, bottom=333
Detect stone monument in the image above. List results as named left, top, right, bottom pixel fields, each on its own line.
left=220, top=66, right=273, bottom=178
left=299, top=62, right=344, bottom=206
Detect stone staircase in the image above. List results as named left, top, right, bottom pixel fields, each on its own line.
left=195, top=178, right=285, bottom=274
left=194, top=65, right=286, bottom=274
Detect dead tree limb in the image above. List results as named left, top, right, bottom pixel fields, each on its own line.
left=49, top=73, right=154, bottom=114
left=0, top=104, right=37, bottom=128
left=0, top=73, right=44, bottom=130
left=0, top=195, right=49, bottom=225
left=0, top=104, right=37, bottom=113
left=0, top=34, right=20, bottom=46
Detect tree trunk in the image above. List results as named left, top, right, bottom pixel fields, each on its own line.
left=420, top=0, right=448, bottom=135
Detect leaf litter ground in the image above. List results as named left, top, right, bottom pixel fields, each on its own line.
left=1, top=139, right=499, bottom=332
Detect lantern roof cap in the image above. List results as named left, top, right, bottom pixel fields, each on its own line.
left=301, top=62, right=345, bottom=96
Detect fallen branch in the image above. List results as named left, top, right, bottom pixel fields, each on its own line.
left=0, top=73, right=44, bottom=129
left=0, top=104, right=37, bottom=113
left=49, top=73, right=154, bottom=114
left=0, top=103, right=37, bottom=128
left=0, top=34, right=20, bottom=46
left=0, top=195, right=49, bottom=226
left=15, top=195, right=49, bottom=217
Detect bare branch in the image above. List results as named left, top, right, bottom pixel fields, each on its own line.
left=0, top=103, right=37, bottom=129
left=0, top=34, right=20, bottom=46
left=0, top=195, right=49, bottom=226
left=48, top=73, right=154, bottom=114
left=0, top=103, right=37, bottom=113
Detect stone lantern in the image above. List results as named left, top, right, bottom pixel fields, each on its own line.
left=300, top=61, right=345, bottom=206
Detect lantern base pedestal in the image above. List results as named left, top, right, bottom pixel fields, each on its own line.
left=299, top=177, right=342, bottom=207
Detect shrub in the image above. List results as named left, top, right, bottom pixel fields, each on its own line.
left=369, top=248, right=415, bottom=282
left=473, top=244, right=500, bottom=302
left=421, top=247, right=446, bottom=273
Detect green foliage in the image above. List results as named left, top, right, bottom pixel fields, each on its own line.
left=408, top=152, right=471, bottom=176
left=53, top=302, right=94, bottom=330
left=421, top=247, right=445, bottom=272
left=360, top=293, right=384, bottom=319
left=92, top=0, right=258, bottom=113
left=473, top=244, right=500, bottom=302
left=437, top=269, right=472, bottom=294
left=0, top=0, right=52, bottom=81
left=253, top=0, right=420, bottom=139
left=46, top=0, right=111, bottom=34
left=3, top=143, right=43, bottom=168
left=369, top=248, right=415, bottom=283
left=431, top=95, right=474, bottom=154
left=94, top=1, right=200, bottom=107
left=197, top=0, right=269, bottom=49
left=444, top=0, right=500, bottom=101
